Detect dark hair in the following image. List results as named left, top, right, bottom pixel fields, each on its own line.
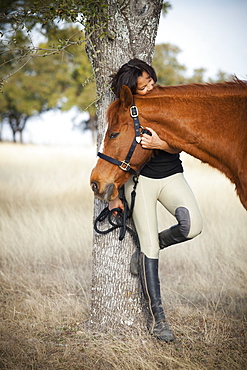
left=110, top=58, right=157, bottom=98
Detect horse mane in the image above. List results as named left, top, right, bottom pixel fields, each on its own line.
left=138, top=78, right=247, bottom=99
left=106, top=78, right=247, bottom=124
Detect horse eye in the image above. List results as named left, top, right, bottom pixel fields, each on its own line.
left=109, top=132, right=120, bottom=139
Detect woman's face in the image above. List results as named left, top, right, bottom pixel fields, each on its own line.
left=136, top=71, right=154, bottom=95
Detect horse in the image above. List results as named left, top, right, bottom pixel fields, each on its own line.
left=90, top=80, right=247, bottom=210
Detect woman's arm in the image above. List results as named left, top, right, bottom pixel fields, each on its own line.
left=141, top=127, right=181, bottom=154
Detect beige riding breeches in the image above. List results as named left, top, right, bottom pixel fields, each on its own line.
left=124, top=173, right=203, bottom=259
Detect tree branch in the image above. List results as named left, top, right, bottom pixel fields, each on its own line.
left=0, top=30, right=94, bottom=87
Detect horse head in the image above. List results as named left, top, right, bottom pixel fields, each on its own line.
left=90, top=86, right=152, bottom=201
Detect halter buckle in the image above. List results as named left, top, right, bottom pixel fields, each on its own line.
left=119, top=160, right=131, bottom=171
left=130, top=105, right=138, bottom=118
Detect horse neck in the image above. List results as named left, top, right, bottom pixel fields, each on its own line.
left=136, top=89, right=246, bottom=174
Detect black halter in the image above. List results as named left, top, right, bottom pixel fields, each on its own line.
left=97, top=104, right=150, bottom=175
left=95, top=103, right=151, bottom=243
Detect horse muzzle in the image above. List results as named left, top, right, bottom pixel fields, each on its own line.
left=90, top=180, right=117, bottom=201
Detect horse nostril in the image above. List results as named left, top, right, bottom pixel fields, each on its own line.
left=91, top=181, right=98, bottom=194
left=106, top=183, right=114, bottom=199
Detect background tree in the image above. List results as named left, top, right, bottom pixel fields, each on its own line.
left=153, top=43, right=186, bottom=85
left=153, top=43, right=232, bottom=85
left=0, top=26, right=96, bottom=142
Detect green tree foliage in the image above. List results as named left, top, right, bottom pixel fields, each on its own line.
left=0, top=0, right=107, bottom=32
left=0, top=0, right=109, bottom=90
left=0, top=0, right=104, bottom=142
left=153, top=43, right=232, bottom=86
left=0, top=26, right=96, bottom=142
left=153, top=43, right=186, bottom=85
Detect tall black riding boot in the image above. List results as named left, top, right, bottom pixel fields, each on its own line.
left=139, top=252, right=174, bottom=342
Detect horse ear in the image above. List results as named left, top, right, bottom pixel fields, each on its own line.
left=119, top=85, right=133, bottom=110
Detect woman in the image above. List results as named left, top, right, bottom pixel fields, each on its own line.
left=109, top=59, right=203, bottom=342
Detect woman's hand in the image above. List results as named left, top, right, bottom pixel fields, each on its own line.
left=109, top=196, right=125, bottom=216
left=141, top=127, right=181, bottom=154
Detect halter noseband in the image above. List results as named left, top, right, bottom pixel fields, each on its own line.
left=97, top=103, right=150, bottom=176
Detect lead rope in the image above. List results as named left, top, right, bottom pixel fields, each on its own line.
left=94, top=176, right=139, bottom=244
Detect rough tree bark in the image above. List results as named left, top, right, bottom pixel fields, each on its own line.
left=86, top=0, right=163, bottom=334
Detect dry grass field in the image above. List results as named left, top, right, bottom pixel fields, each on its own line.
left=0, top=142, right=246, bottom=369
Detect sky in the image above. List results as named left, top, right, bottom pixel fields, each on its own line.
left=2, top=108, right=93, bottom=146
left=2, top=0, right=247, bottom=145
left=156, top=0, right=247, bottom=79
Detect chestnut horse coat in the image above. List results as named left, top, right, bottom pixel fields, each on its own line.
left=91, top=80, right=247, bottom=210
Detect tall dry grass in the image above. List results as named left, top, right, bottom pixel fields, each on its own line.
left=0, top=143, right=246, bottom=369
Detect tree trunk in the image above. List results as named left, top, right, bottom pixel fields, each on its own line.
left=12, top=130, right=16, bottom=143
left=19, top=129, right=23, bottom=144
left=86, top=0, right=163, bottom=334
left=0, top=121, right=3, bottom=141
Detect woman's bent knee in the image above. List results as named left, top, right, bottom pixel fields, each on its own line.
left=188, top=211, right=203, bottom=239
left=175, top=206, right=203, bottom=240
